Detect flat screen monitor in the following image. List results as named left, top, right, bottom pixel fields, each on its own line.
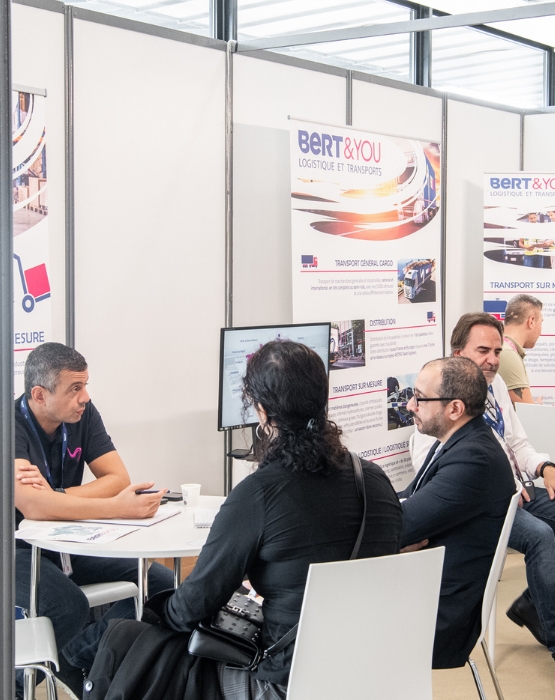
left=218, top=322, right=331, bottom=431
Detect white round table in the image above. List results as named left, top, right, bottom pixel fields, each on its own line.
left=19, top=495, right=225, bottom=619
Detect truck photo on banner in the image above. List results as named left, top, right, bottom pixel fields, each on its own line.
left=290, top=119, right=443, bottom=489
left=484, top=173, right=555, bottom=404
left=12, top=89, right=52, bottom=396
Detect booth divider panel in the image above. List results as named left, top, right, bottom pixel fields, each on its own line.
left=445, top=99, right=520, bottom=342
left=73, top=19, right=226, bottom=493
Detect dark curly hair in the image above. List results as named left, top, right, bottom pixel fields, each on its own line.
left=242, top=340, right=346, bottom=474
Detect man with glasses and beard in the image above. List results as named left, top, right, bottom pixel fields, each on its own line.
left=411, top=313, right=555, bottom=664
left=399, top=356, right=515, bottom=669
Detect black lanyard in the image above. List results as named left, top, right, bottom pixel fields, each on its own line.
left=20, top=395, right=67, bottom=489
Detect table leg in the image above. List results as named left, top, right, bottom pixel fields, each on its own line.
left=137, top=558, right=148, bottom=620
left=29, top=544, right=41, bottom=616
left=173, top=557, right=182, bottom=588
left=25, top=545, right=41, bottom=700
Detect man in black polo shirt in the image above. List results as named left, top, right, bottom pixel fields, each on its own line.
left=15, top=343, right=174, bottom=698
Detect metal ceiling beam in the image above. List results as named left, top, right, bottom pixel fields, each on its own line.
left=412, top=5, right=431, bottom=88
left=236, top=2, right=555, bottom=52
left=546, top=49, right=555, bottom=106
left=211, top=0, right=236, bottom=41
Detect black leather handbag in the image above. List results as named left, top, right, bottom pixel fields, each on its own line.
left=188, top=591, right=265, bottom=670
left=188, top=452, right=367, bottom=670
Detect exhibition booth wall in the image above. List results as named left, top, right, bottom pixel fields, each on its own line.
left=10, top=0, right=555, bottom=494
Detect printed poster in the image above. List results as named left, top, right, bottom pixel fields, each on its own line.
left=12, top=90, right=51, bottom=395
left=290, top=120, right=443, bottom=489
left=484, top=173, right=555, bottom=404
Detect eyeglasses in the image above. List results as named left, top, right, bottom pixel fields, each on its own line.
left=412, top=396, right=458, bottom=407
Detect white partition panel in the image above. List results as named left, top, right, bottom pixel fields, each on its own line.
left=11, top=3, right=66, bottom=342
left=445, top=100, right=520, bottom=343
left=233, top=55, right=347, bottom=327
left=74, top=21, right=226, bottom=494
left=352, top=79, right=442, bottom=143
left=515, top=402, right=555, bottom=462
left=524, top=113, right=555, bottom=171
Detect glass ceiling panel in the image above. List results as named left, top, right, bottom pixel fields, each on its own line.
left=424, top=0, right=555, bottom=48
left=237, top=0, right=413, bottom=83
left=58, top=0, right=550, bottom=107
left=65, top=0, right=211, bottom=35
left=432, top=26, right=545, bottom=108
left=238, top=0, right=405, bottom=35
left=272, top=34, right=413, bottom=83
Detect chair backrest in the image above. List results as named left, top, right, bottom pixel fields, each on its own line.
left=476, top=480, right=522, bottom=645
left=79, top=581, right=139, bottom=608
left=286, top=547, right=445, bottom=700
left=15, top=616, right=59, bottom=670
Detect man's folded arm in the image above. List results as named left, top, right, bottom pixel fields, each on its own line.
left=15, top=458, right=162, bottom=521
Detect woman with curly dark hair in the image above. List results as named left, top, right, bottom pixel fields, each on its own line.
left=242, top=340, right=346, bottom=476
left=86, top=340, right=402, bottom=700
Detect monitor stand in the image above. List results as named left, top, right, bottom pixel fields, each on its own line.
left=226, top=425, right=259, bottom=461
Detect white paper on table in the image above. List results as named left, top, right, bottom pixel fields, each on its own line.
left=16, top=523, right=139, bottom=544
left=82, top=506, right=182, bottom=527
left=194, top=509, right=219, bottom=528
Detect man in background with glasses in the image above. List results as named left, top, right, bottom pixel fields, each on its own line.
left=399, top=356, right=514, bottom=670
left=411, top=312, right=555, bottom=665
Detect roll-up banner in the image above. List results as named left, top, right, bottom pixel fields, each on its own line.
left=290, top=120, right=442, bottom=489
left=484, top=173, right=555, bottom=404
left=12, top=90, right=51, bottom=396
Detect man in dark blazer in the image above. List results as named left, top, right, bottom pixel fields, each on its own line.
left=398, top=356, right=515, bottom=668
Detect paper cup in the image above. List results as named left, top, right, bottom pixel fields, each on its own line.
left=181, top=483, right=201, bottom=507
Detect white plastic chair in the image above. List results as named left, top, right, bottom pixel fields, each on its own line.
left=22, top=580, right=139, bottom=700
left=15, top=616, right=59, bottom=700
left=467, top=480, right=522, bottom=700
left=80, top=581, right=140, bottom=618
left=287, top=547, right=445, bottom=700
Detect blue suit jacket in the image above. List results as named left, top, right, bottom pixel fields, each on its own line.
left=399, top=414, right=515, bottom=668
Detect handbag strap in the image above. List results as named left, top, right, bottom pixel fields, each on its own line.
left=263, top=451, right=367, bottom=661
left=349, top=451, right=367, bottom=561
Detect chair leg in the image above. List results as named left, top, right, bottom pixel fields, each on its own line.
left=481, top=640, right=505, bottom=700
left=44, top=662, right=59, bottom=700
left=468, top=657, right=488, bottom=700
left=17, top=664, right=58, bottom=700
left=23, top=666, right=36, bottom=700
